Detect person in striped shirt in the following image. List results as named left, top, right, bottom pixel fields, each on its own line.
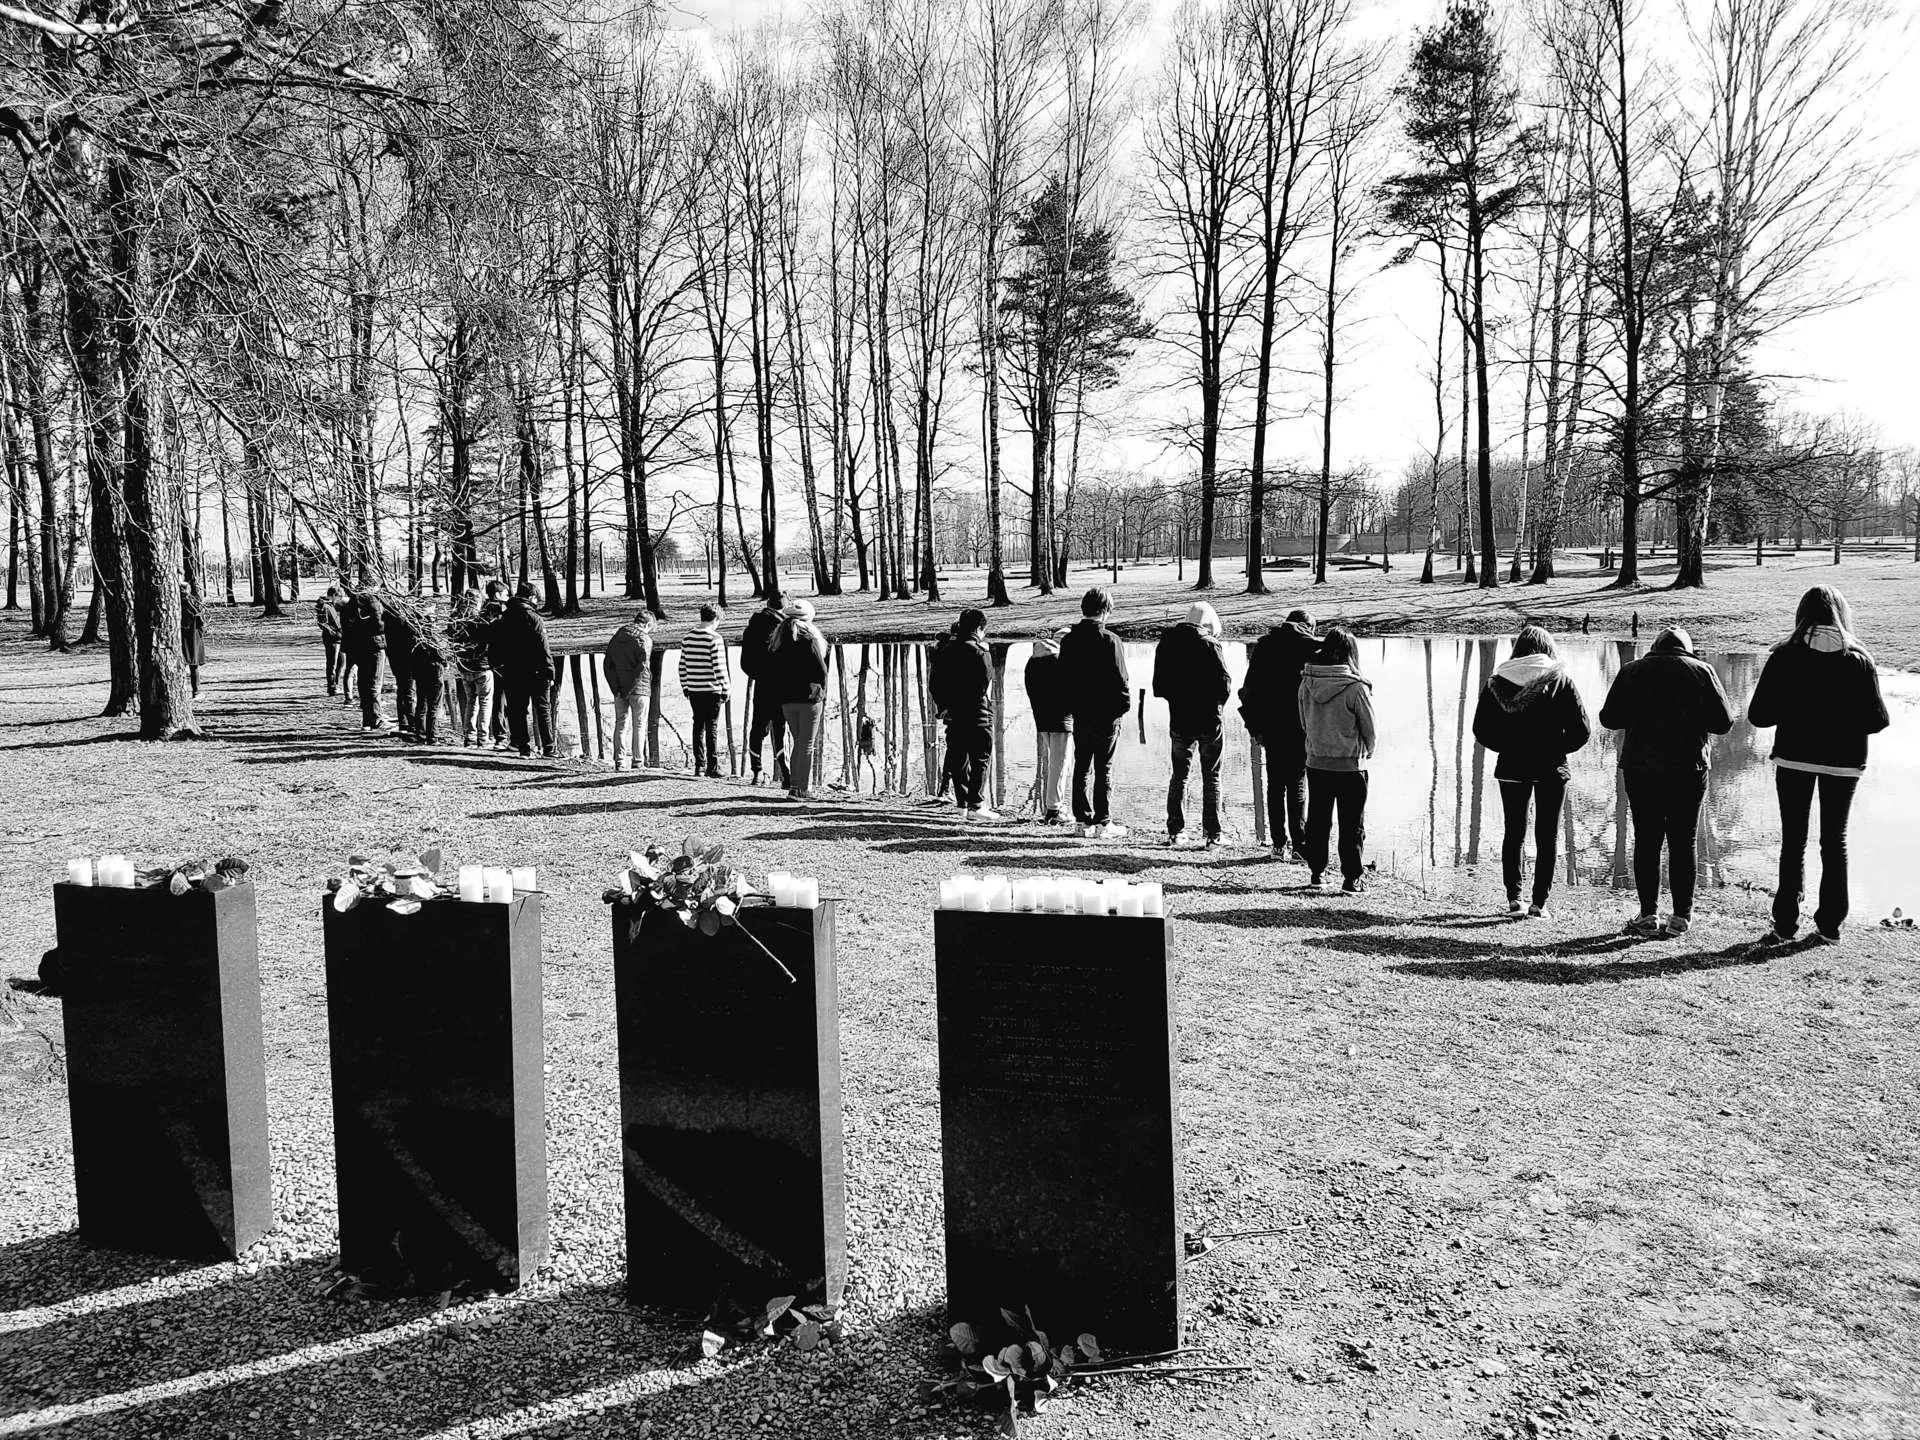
left=679, top=604, right=732, bottom=779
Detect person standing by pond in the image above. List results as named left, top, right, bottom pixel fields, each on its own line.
left=1298, top=626, right=1376, bottom=892
left=1153, top=601, right=1231, bottom=848
left=741, top=589, right=790, bottom=788
left=603, top=610, right=655, bottom=772
left=315, top=585, right=345, bottom=695
left=1024, top=631, right=1071, bottom=825
left=1240, top=608, right=1320, bottom=861
left=341, top=588, right=388, bottom=732
left=180, top=585, right=206, bottom=698
left=933, top=608, right=1000, bottom=820
left=1061, top=587, right=1132, bottom=839
left=1747, top=586, right=1890, bottom=946
left=494, top=581, right=557, bottom=759
left=679, top=604, right=731, bottom=779
left=1472, top=625, right=1592, bottom=919
left=770, top=598, right=830, bottom=801
left=1599, top=626, right=1734, bottom=937
left=446, top=590, right=493, bottom=747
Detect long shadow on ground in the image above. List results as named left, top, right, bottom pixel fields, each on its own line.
left=1313, top=929, right=1788, bottom=984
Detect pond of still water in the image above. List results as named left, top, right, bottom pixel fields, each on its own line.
left=547, top=634, right=1919, bottom=917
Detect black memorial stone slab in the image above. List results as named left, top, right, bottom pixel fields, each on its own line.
left=613, top=900, right=846, bottom=1312
left=934, top=910, right=1182, bottom=1353
left=54, top=881, right=273, bottom=1259
left=323, top=894, right=547, bottom=1293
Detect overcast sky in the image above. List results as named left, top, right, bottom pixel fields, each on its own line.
left=665, top=0, right=1920, bottom=488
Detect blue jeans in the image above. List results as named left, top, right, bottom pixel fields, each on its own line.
left=1168, top=727, right=1223, bottom=840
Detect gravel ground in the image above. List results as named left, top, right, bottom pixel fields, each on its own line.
left=2, top=618, right=1917, bottom=1440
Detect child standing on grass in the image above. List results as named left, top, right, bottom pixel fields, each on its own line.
left=1472, top=625, right=1592, bottom=919
left=679, top=604, right=731, bottom=779
left=1023, top=632, right=1071, bottom=825
left=1747, top=586, right=1890, bottom=946
left=1297, top=626, right=1375, bottom=893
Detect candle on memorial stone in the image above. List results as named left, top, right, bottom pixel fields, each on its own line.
left=1077, top=880, right=1104, bottom=915
left=1117, top=884, right=1145, bottom=917
left=984, top=876, right=1011, bottom=912
left=1043, top=879, right=1070, bottom=913
left=458, top=866, right=484, bottom=903
left=511, top=866, right=536, bottom=892
left=1101, top=878, right=1125, bottom=915
left=765, top=871, right=793, bottom=903
left=99, top=856, right=133, bottom=888
left=938, top=878, right=958, bottom=910
left=1140, top=881, right=1165, bottom=917
left=960, top=877, right=988, bottom=912
left=791, top=877, right=820, bottom=909
left=483, top=867, right=513, bottom=904
left=67, top=858, right=94, bottom=887
left=1011, top=879, right=1037, bottom=913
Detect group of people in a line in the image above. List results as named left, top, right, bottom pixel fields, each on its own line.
left=314, top=576, right=1890, bottom=943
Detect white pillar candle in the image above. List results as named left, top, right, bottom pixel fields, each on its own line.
left=1140, top=882, right=1165, bottom=917
left=792, top=877, right=820, bottom=909
left=986, top=877, right=1012, bottom=912
left=960, top=878, right=988, bottom=912
left=511, top=866, right=536, bottom=892
left=458, top=865, right=484, bottom=903
left=99, top=856, right=132, bottom=888
left=1117, top=885, right=1145, bottom=918
left=67, top=858, right=94, bottom=887
left=1043, top=880, right=1069, bottom=913
left=483, top=867, right=512, bottom=904
left=1011, top=880, right=1036, bottom=913
left=1075, top=880, right=1102, bottom=915
left=765, top=872, right=793, bottom=904
left=938, top=879, right=958, bottom=910
left=1101, top=879, right=1125, bottom=914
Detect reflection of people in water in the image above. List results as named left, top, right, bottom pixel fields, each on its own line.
left=1748, top=586, right=1891, bottom=946
left=1472, top=625, right=1592, bottom=920
left=1599, top=626, right=1734, bottom=938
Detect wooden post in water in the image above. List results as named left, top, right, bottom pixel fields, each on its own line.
left=588, top=663, right=606, bottom=761
left=570, top=654, right=591, bottom=763
left=1251, top=745, right=1267, bottom=847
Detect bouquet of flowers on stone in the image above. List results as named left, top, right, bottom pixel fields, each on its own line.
left=153, top=857, right=250, bottom=895
left=328, top=848, right=444, bottom=916
left=604, top=839, right=796, bottom=982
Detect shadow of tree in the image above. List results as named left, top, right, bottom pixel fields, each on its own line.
left=1180, top=906, right=1409, bottom=932
left=1309, top=929, right=1784, bottom=984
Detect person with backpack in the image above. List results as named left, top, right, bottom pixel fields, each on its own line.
left=933, top=609, right=998, bottom=820
left=679, top=604, right=732, bottom=779
left=1598, top=626, right=1735, bottom=937
left=603, top=610, right=655, bottom=771
left=1747, top=586, right=1891, bottom=945
left=1239, top=609, right=1320, bottom=861
left=1023, top=632, right=1071, bottom=825
left=768, top=598, right=829, bottom=800
left=741, top=590, right=790, bottom=787
left=1059, top=586, right=1132, bottom=839
left=340, top=589, right=389, bottom=732
left=315, top=585, right=345, bottom=695
left=1298, top=626, right=1375, bottom=892
left=1472, top=625, right=1593, bottom=918
left=492, top=581, right=557, bottom=758
left=1152, top=601, right=1231, bottom=847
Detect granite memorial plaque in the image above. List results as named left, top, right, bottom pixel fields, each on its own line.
left=54, top=881, right=273, bottom=1259
left=323, top=893, right=547, bottom=1293
left=934, top=910, right=1182, bottom=1353
left=613, top=900, right=846, bottom=1312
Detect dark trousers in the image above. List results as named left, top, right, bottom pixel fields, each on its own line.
left=411, top=663, right=445, bottom=743
left=690, top=693, right=725, bottom=776
left=490, top=676, right=507, bottom=744
left=749, top=687, right=789, bottom=784
left=948, top=724, right=992, bottom=810
left=322, top=637, right=342, bottom=693
left=1071, top=719, right=1120, bottom=827
left=1303, top=767, right=1368, bottom=883
left=503, top=674, right=555, bottom=756
left=1499, top=777, right=1567, bottom=906
left=393, top=661, right=416, bottom=737
left=1774, top=767, right=1858, bottom=937
left=1263, top=736, right=1307, bottom=853
left=1168, top=726, right=1223, bottom=839
left=350, top=648, right=383, bottom=727
left=1623, top=769, right=1707, bottom=919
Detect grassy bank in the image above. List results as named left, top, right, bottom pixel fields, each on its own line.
left=1, top=605, right=1916, bottom=1440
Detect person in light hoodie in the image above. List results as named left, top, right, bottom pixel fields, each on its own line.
left=1472, top=625, right=1593, bottom=919
left=1297, top=626, right=1375, bottom=893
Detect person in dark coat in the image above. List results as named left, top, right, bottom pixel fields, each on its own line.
left=1152, top=600, right=1231, bottom=846
left=933, top=608, right=998, bottom=819
left=492, top=581, right=556, bottom=758
left=479, top=579, right=509, bottom=746
left=1239, top=609, right=1320, bottom=861
left=445, top=589, right=493, bottom=746
left=1747, top=585, right=1891, bottom=945
left=740, top=589, right=790, bottom=786
left=179, top=585, right=207, bottom=697
left=315, top=585, right=345, bottom=695
left=1059, top=586, right=1132, bottom=838
left=1023, top=632, right=1072, bottom=824
left=1472, top=625, right=1592, bottom=918
left=1298, top=626, right=1376, bottom=892
left=1598, top=625, right=1735, bottom=937
left=403, top=609, right=449, bottom=745
left=340, top=589, right=388, bottom=731
left=602, top=611, right=655, bottom=771
left=381, top=598, right=425, bottom=739
left=767, top=598, right=829, bottom=800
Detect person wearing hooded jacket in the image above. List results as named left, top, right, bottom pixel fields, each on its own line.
left=1240, top=608, right=1320, bottom=860
left=603, top=610, right=655, bottom=771
left=1059, top=587, right=1132, bottom=838
left=340, top=589, right=389, bottom=731
left=1153, top=601, right=1232, bottom=846
left=1298, top=626, right=1375, bottom=892
left=740, top=590, right=791, bottom=787
left=932, top=608, right=999, bottom=819
left=1472, top=625, right=1592, bottom=917
left=1598, top=625, right=1734, bottom=936
left=1747, top=585, right=1890, bottom=945
left=768, top=599, right=829, bottom=800
left=493, top=581, right=557, bottom=758
left=1024, top=631, right=1072, bottom=824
